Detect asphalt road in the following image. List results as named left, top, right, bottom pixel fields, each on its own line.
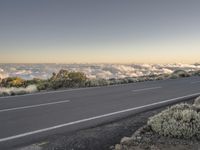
left=0, top=76, right=200, bottom=149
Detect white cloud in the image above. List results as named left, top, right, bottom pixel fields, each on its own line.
left=0, top=63, right=199, bottom=80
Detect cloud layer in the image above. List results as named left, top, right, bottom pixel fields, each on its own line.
left=0, top=63, right=200, bottom=80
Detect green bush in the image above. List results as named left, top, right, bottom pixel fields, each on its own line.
left=36, top=81, right=50, bottom=91
left=148, top=103, right=200, bottom=139
left=0, top=77, right=26, bottom=88
left=49, top=70, right=87, bottom=89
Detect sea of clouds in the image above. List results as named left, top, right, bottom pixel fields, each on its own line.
left=0, top=63, right=200, bottom=80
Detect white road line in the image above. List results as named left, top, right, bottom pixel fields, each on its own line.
left=0, top=92, right=200, bottom=143
left=132, top=86, right=162, bottom=92
left=191, top=81, right=200, bottom=84
left=0, top=100, right=70, bottom=113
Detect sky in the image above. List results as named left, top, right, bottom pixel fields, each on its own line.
left=0, top=0, right=200, bottom=64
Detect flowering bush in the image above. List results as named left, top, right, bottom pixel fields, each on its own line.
left=148, top=103, right=200, bottom=139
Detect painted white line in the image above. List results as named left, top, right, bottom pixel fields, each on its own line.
left=0, top=92, right=200, bottom=143
left=191, top=81, right=200, bottom=84
left=132, top=86, right=162, bottom=92
left=0, top=100, right=70, bottom=113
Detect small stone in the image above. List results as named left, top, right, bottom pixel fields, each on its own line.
left=150, top=145, right=159, bottom=150
left=132, top=135, right=137, bottom=141
left=109, top=145, right=115, bottom=150
left=142, top=137, right=151, bottom=144
left=136, top=136, right=142, bottom=142
left=120, top=137, right=132, bottom=144
left=115, top=144, right=122, bottom=150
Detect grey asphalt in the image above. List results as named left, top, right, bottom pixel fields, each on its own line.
left=0, top=76, right=200, bottom=149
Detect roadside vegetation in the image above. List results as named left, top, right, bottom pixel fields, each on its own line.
left=114, top=96, right=200, bottom=150
left=0, top=85, right=37, bottom=96
left=0, top=69, right=200, bottom=96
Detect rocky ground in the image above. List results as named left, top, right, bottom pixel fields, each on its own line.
left=114, top=125, right=200, bottom=150
left=113, top=99, right=200, bottom=150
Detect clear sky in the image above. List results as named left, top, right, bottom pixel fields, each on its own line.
left=0, top=0, right=200, bottom=64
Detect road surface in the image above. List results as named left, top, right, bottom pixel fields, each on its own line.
left=0, top=76, right=200, bottom=149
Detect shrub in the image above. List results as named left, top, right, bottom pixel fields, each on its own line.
left=25, top=78, right=43, bottom=86
left=36, top=81, right=50, bottom=91
left=0, top=77, right=25, bottom=88
left=48, top=70, right=87, bottom=88
left=193, top=96, right=200, bottom=108
left=0, top=85, right=38, bottom=96
left=170, top=70, right=190, bottom=79
left=148, top=103, right=200, bottom=139
left=125, top=77, right=138, bottom=83
left=193, top=70, right=200, bottom=76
